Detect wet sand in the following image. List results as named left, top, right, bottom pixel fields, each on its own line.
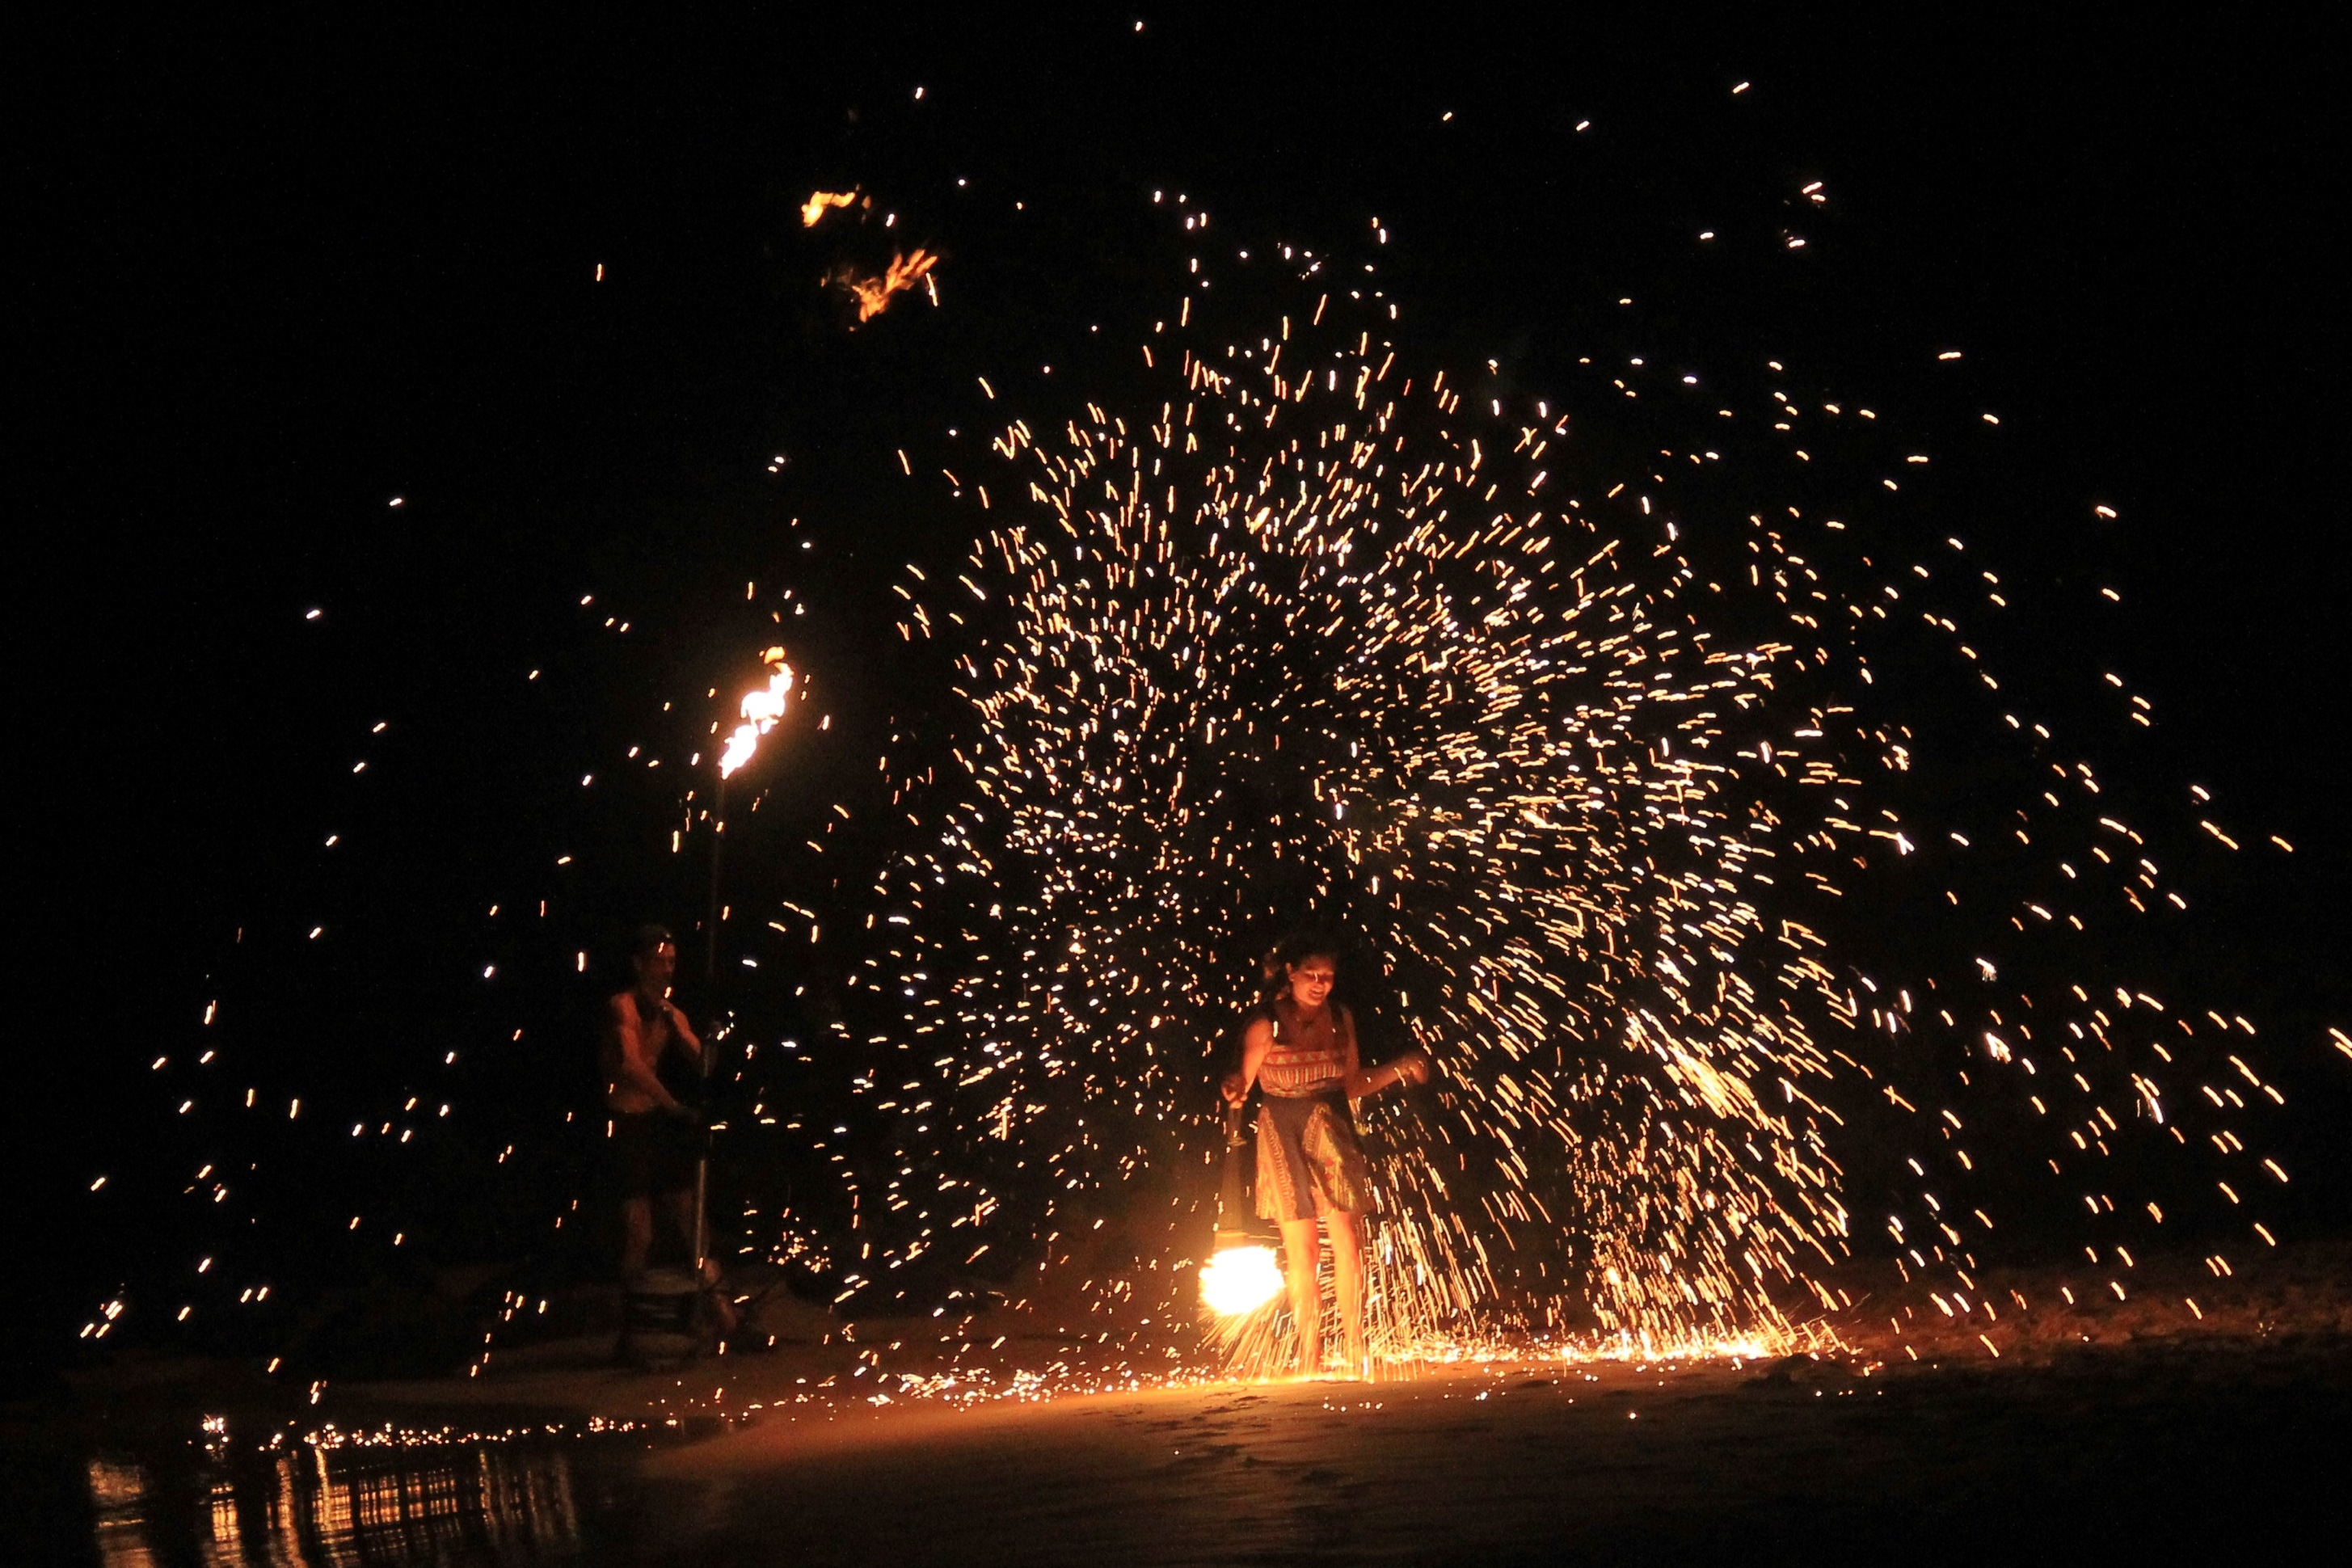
left=19, top=1244, right=2352, bottom=1563
left=597, top=1342, right=2349, bottom=1564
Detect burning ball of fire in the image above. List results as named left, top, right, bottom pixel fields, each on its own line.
left=1199, top=1245, right=1283, bottom=1317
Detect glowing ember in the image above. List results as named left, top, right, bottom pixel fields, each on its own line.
left=844, top=248, right=939, bottom=322
left=718, top=647, right=795, bottom=779
left=1199, top=1245, right=1284, bottom=1317
left=802, top=189, right=859, bottom=227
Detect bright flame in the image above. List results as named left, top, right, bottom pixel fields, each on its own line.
left=1199, top=1246, right=1283, bottom=1317
left=802, top=189, right=858, bottom=227
left=719, top=648, right=795, bottom=779
left=847, top=249, right=939, bottom=322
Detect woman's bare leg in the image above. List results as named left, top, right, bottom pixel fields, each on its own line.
left=1278, top=1216, right=1322, bottom=1376
left=1329, top=1212, right=1367, bottom=1376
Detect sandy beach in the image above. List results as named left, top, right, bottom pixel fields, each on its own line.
left=23, top=1241, right=2349, bottom=1563
left=610, top=1338, right=2351, bottom=1563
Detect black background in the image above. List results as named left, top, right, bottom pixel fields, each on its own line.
left=18, top=11, right=2348, bottom=1361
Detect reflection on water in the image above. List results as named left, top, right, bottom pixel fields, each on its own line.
left=87, top=1433, right=589, bottom=1565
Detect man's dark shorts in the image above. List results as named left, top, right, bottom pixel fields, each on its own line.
left=613, top=1111, right=698, bottom=1199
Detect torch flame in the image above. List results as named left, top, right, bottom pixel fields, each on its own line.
left=846, top=249, right=940, bottom=323
left=1199, top=1245, right=1284, bottom=1316
left=719, top=647, right=795, bottom=779
left=802, top=189, right=858, bottom=227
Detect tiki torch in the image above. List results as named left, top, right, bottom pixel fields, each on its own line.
left=693, top=647, right=796, bottom=1275
left=709, top=648, right=796, bottom=975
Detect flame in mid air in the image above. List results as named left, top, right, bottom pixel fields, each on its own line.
left=802, top=189, right=859, bottom=227
left=719, top=648, right=795, bottom=779
left=845, top=249, right=940, bottom=323
left=1199, top=1245, right=1284, bottom=1317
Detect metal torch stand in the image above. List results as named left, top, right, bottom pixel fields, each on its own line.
left=693, top=777, right=726, bottom=1302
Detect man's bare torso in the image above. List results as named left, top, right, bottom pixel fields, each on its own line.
left=603, top=990, right=684, bottom=1114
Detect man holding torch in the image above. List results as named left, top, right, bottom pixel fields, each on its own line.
left=602, top=924, right=712, bottom=1289
left=599, top=647, right=793, bottom=1342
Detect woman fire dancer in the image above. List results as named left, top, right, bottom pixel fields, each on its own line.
left=1221, top=934, right=1432, bottom=1377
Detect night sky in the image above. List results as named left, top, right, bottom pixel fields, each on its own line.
left=22, top=14, right=2349, bottom=1367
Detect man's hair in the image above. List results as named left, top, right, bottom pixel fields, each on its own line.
left=631, top=923, right=677, bottom=960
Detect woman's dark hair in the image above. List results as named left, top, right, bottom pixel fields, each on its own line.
left=1276, top=929, right=1341, bottom=971
left=1250, top=929, right=1344, bottom=1046
left=1259, top=928, right=1341, bottom=998
left=631, top=922, right=677, bottom=960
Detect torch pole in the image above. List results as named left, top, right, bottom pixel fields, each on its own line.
left=693, top=774, right=726, bottom=1283
left=703, top=775, right=727, bottom=984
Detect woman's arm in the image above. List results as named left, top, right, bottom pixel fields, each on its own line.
left=1345, top=1054, right=1429, bottom=1100
left=1339, top=1009, right=1432, bottom=1099
left=1220, top=1016, right=1275, bottom=1105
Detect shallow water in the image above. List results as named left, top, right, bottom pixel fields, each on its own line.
left=48, top=1428, right=653, bottom=1566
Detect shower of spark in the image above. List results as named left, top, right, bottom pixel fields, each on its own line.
left=99, top=172, right=2326, bottom=1394
left=875, top=302, right=1849, bottom=1348
left=808, top=205, right=2306, bottom=1368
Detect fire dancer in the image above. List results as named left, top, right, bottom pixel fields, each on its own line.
left=1221, top=934, right=1431, bottom=1376
left=602, top=925, right=710, bottom=1287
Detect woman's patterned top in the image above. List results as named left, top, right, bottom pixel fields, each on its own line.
left=1257, top=998, right=1355, bottom=1098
